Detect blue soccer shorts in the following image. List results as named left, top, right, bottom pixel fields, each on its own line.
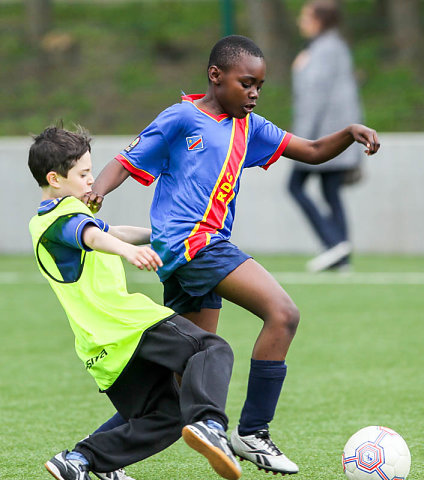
left=163, top=240, right=251, bottom=313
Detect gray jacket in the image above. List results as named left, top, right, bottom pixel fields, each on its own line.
left=292, top=29, right=363, bottom=171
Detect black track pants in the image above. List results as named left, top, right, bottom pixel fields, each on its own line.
left=75, top=315, right=234, bottom=472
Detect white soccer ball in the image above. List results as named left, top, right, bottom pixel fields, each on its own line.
left=342, top=426, right=411, bottom=480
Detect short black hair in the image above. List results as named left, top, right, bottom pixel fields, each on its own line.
left=28, top=125, right=91, bottom=187
left=208, top=35, right=264, bottom=71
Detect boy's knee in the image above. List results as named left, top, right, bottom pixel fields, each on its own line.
left=286, top=302, right=300, bottom=335
left=202, top=332, right=233, bottom=358
left=198, top=334, right=234, bottom=374
left=214, top=335, right=234, bottom=360
left=215, top=336, right=234, bottom=363
left=273, top=299, right=300, bottom=337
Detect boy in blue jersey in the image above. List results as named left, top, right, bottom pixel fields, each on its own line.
left=88, top=35, right=380, bottom=475
left=28, top=126, right=242, bottom=480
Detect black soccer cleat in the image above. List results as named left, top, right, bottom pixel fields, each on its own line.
left=182, top=421, right=242, bottom=480
left=45, top=450, right=91, bottom=480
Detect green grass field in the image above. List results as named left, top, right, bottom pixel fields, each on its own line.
left=1, top=254, right=423, bottom=479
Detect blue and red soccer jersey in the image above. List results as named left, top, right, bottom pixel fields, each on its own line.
left=115, top=94, right=292, bottom=280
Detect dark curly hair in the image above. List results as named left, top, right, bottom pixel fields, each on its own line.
left=28, top=124, right=91, bottom=187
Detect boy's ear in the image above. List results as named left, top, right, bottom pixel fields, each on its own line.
left=46, top=171, right=61, bottom=188
left=208, top=65, right=223, bottom=85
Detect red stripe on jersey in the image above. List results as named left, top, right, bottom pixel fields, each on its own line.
left=115, top=154, right=155, bottom=186
left=184, top=117, right=249, bottom=261
left=261, top=132, right=293, bottom=170
left=182, top=94, right=230, bottom=123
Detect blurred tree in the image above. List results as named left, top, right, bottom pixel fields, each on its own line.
left=374, top=0, right=389, bottom=20
left=25, top=0, right=52, bottom=44
left=25, top=0, right=79, bottom=70
left=246, top=0, right=295, bottom=80
left=387, top=0, right=423, bottom=65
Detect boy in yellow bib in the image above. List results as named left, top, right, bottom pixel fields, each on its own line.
left=28, top=126, right=241, bottom=480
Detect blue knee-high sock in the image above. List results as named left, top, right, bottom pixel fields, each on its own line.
left=238, top=359, right=287, bottom=436
left=92, top=411, right=126, bottom=434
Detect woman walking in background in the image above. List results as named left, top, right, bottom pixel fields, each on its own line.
left=288, top=0, right=364, bottom=272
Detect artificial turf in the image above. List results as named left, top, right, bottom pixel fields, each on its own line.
left=1, top=254, right=422, bottom=479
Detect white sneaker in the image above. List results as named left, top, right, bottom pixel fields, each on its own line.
left=306, top=241, right=352, bottom=273
left=92, top=469, right=136, bottom=480
left=230, top=428, right=299, bottom=474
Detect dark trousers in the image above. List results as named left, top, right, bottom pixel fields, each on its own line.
left=288, top=169, right=348, bottom=249
left=75, top=315, right=233, bottom=472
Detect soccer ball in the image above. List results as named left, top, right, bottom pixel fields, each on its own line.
left=342, top=426, right=411, bottom=480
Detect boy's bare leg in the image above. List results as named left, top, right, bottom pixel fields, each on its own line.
left=213, top=258, right=300, bottom=475
left=183, top=309, right=220, bottom=334
left=214, top=258, right=299, bottom=360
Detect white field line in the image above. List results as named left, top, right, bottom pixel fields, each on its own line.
left=1, top=271, right=424, bottom=285
left=271, top=272, right=424, bottom=285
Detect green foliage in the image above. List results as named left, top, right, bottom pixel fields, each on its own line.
left=1, top=254, right=423, bottom=479
left=0, top=1, right=423, bottom=135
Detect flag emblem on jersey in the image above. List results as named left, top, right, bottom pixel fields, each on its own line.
left=186, top=135, right=204, bottom=151
left=124, top=136, right=140, bottom=152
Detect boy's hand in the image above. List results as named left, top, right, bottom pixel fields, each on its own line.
left=85, top=192, right=104, bottom=213
left=349, top=124, right=380, bottom=155
left=123, top=245, right=163, bottom=272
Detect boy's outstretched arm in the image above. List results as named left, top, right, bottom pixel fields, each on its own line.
left=283, top=124, right=380, bottom=165
left=108, top=226, right=152, bottom=245
left=82, top=225, right=162, bottom=271
left=87, top=159, right=130, bottom=212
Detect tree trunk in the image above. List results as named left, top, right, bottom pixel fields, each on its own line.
left=246, top=0, right=295, bottom=80
left=25, top=0, right=52, bottom=44
left=387, top=0, right=423, bottom=64
left=374, top=0, right=389, bottom=20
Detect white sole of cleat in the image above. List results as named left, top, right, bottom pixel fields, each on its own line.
left=182, top=426, right=241, bottom=480
left=236, top=455, right=297, bottom=476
